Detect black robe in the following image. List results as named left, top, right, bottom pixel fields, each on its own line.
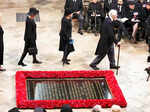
left=24, top=16, right=37, bottom=45
left=24, top=16, right=37, bottom=54
left=95, top=18, right=119, bottom=55
left=0, top=26, right=4, bottom=65
left=59, top=17, right=74, bottom=52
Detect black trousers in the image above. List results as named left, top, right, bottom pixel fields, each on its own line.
left=18, top=41, right=37, bottom=63
left=62, top=44, right=70, bottom=61
left=89, top=16, right=102, bottom=31
left=90, top=44, right=115, bottom=67
left=0, top=41, right=4, bottom=65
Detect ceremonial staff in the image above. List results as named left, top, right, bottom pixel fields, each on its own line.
left=116, top=45, right=120, bottom=75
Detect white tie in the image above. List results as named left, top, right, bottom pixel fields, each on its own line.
left=119, top=6, right=121, bottom=12
left=109, top=0, right=112, bottom=4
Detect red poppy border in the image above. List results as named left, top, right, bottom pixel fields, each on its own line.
left=16, top=70, right=127, bottom=109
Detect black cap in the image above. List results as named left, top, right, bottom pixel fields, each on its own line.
left=61, top=104, right=73, bottom=112
left=28, top=7, right=39, bottom=15
left=64, top=10, right=72, bottom=17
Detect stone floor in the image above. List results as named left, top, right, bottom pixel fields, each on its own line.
left=0, top=0, right=150, bottom=112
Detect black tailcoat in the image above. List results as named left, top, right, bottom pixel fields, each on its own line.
left=0, top=26, right=4, bottom=65
left=95, top=18, right=119, bottom=55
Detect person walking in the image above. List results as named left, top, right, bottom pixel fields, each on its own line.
left=18, top=8, right=42, bottom=66
left=59, top=10, right=75, bottom=65
left=89, top=9, right=121, bottom=70
left=0, top=13, right=6, bottom=71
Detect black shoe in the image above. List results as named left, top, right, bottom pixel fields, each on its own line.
left=145, top=67, right=150, bottom=74
left=33, top=60, right=42, bottom=64
left=134, top=41, right=138, bottom=44
left=18, top=62, right=27, bottom=66
left=145, top=67, right=150, bottom=71
left=62, top=59, right=71, bottom=62
left=89, top=64, right=99, bottom=70
left=67, top=59, right=71, bottom=61
left=110, top=65, right=120, bottom=69
left=78, top=30, right=83, bottom=35
left=62, top=60, right=70, bottom=66
left=0, top=68, right=6, bottom=71
left=147, top=56, right=150, bottom=62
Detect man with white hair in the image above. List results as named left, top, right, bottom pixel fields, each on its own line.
left=89, top=9, right=121, bottom=70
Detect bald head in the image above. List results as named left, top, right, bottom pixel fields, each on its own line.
left=118, top=0, right=123, bottom=5
left=92, top=0, right=97, bottom=3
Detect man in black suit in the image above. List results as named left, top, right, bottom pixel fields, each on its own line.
left=64, top=0, right=84, bottom=35
left=89, top=9, right=120, bottom=70
left=18, top=8, right=42, bottom=66
left=111, top=0, right=126, bottom=18
left=88, top=0, right=105, bottom=32
left=145, top=2, right=150, bottom=62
